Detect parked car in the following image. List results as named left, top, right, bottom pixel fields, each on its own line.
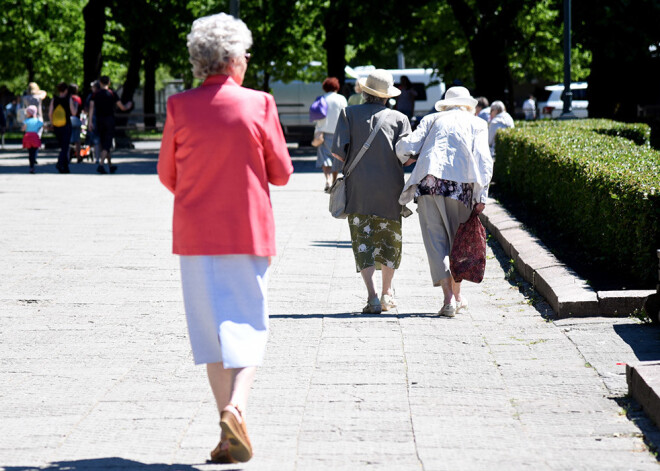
left=538, top=82, right=588, bottom=119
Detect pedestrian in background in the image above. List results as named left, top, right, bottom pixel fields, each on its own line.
left=88, top=76, right=132, bottom=174
left=332, top=69, right=411, bottom=314
left=488, top=100, right=515, bottom=155
left=522, top=94, right=536, bottom=120
left=396, top=86, right=493, bottom=317
left=314, top=77, right=347, bottom=192
left=21, top=82, right=46, bottom=124
left=85, top=81, right=102, bottom=165
left=0, top=104, right=6, bottom=149
left=22, top=105, right=43, bottom=174
left=395, top=75, right=417, bottom=120
left=49, top=82, right=77, bottom=174
left=69, top=83, right=83, bottom=162
left=347, top=81, right=365, bottom=106
left=158, top=12, right=293, bottom=464
left=475, top=96, right=490, bottom=122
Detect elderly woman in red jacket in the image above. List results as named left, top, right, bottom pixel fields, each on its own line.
left=158, top=13, right=293, bottom=464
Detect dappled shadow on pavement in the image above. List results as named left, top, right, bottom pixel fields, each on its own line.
left=2, top=457, right=244, bottom=471
left=613, top=323, right=660, bottom=362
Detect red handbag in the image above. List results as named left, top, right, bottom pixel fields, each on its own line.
left=450, top=208, right=487, bottom=283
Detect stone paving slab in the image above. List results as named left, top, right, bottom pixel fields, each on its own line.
left=1, top=146, right=660, bottom=470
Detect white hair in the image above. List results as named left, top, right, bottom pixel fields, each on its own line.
left=187, top=13, right=253, bottom=80
left=437, top=104, right=474, bottom=113
left=490, top=101, right=506, bottom=114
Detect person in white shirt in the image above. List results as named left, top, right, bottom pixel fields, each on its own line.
left=314, top=77, right=348, bottom=192
left=396, top=86, right=493, bottom=318
left=488, top=100, right=515, bottom=155
left=522, top=94, right=536, bottom=120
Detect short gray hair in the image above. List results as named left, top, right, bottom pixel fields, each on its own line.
left=362, top=92, right=387, bottom=105
left=490, top=101, right=506, bottom=114
left=187, top=13, right=253, bottom=80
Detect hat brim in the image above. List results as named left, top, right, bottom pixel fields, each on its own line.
left=358, top=77, right=401, bottom=98
left=435, top=96, right=478, bottom=111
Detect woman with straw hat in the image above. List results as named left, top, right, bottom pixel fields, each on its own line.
left=396, top=86, right=493, bottom=318
left=332, top=69, right=411, bottom=314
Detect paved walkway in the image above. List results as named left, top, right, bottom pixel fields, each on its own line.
left=1, top=145, right=660, bottom=470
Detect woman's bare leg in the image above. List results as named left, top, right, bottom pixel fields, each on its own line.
left=207, top=363, right=257, bottom=423
left=360, top=266, right=378, bottom=300
left=381, top=266, right=395, bottom=297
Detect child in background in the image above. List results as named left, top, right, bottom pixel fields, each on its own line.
left=22, top=105, right=43, bottom=174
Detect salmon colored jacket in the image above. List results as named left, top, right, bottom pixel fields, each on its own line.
left=158, top=75, right=293, bottom=256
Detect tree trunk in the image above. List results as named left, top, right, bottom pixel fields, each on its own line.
left=82, top=0, right=108, bottom=99
left=143, top=53, right=157, bottom=129
left=470, top=35, right=513, bottom=109
left=324, top=0, right=349, bottom=86
left=261, top=71, right=271, bottom=93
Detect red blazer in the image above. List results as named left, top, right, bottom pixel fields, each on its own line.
left=158, top=75, right=293, bottom=256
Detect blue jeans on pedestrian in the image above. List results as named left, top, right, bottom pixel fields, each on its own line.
left=54, top=124, right=72, bottom=172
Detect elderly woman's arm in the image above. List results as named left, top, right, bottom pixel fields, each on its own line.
left=262, top=94, right=293, bottom=186
left=395, top=114, right=431, bottom=164
left=472, top=125, right=493, bottom=208
left=157, top=98, right=177, bottom=193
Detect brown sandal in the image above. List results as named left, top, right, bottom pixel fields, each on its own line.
left=209, top=439, right=236, bottom=464
left=220, top=404, right=253, bottom=463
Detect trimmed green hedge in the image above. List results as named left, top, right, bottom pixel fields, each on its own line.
left=493, top=119, right=660, bottom=286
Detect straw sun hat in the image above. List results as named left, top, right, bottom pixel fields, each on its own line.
left=358, top=69, right=401, bottom=98
left=434, top=86, right=478, bottom=111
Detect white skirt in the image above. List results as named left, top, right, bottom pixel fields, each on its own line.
left=179, top=255, right=269, bottom=368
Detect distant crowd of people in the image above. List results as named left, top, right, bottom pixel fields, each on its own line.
left=2, top=77, right=131, bottom=174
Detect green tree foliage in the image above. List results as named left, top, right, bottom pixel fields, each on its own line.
left=0, top=0, right=85, bottom=94
left=574, top=0, right=660, bottom=120
left=402, top=0, right=590, bottom=107
left=240, top=0, right=326, bottom=91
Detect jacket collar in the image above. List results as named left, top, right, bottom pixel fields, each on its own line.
left=202, top=74, right=238, bottom=87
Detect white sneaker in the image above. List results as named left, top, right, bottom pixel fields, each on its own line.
left=438, top=303, right=456, bottom=318
left=380, top=293, right=397, bottom=311
left=456, top=297, right=468, bottom=313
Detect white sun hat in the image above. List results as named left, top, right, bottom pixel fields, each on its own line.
left=434, top=86, right=478, bottom=111
left=358, top=69, right=401, bottom=98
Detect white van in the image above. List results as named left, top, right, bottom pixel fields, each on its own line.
left=270, top=66, right=445, bottom=142
left=538, top=82, right=588, bottom=119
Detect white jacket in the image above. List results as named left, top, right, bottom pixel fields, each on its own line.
left=314, top=92, right=347, bottom=134
left=488, top=111, right=514, bottom=154
left=395, top=109, right=493, bottom=205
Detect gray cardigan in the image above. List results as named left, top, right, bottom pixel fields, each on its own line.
left=332, top=104, right=411, bottom=221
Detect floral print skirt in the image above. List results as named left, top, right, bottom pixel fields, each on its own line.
left=348, top=213, right=402, bottom=272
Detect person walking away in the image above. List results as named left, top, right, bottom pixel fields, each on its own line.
left=49, top=82, right=77, bottom=174
left=395, top=75, right=417, bottom=120
left=396, top=86, right=493, bottom=317
left=347, top=82, right=365, bottom=106
left=0, top=105, right=6, bottom=149
left=84, top=81, right=102, bottom=165
left=69, top=83, right=83, bottom=162
left=22, top=82, right=47, bottom=125
left=6, top=98, right=19, bottom=130
left=488, top=100, right=515, bottom=156
left=475, top=96, right=490, bottom=122
left=331, top=69, right=411, bottom=313
left=314, top=77, right=347, bottom=192
left=158, top=12, right=293, bottom=464
left=88, top=76, right=132, bottom=174
left=22, top=105, right=43, bottom=174
left=522, top=94, right=536, bottom=120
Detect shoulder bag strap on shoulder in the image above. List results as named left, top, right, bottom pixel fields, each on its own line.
left=345, top=109, right=389, bottom=178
